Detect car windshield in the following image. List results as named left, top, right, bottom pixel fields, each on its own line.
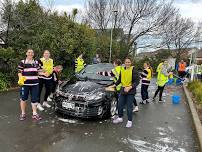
left=77, top=63, right=114, bottom=81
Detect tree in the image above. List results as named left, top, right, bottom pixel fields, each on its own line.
left=85, top=0, right=177, bottom=56
left=71, top=8, right=78, bottom=22
left=0, top=0, right=97, bottom=82
left=159, top=14, right=200, bottom=60
left=0, top=0, right=13, bottom=47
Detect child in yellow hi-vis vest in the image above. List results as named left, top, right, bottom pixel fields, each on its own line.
left=153, top=60, right=172, bottom=102
left=37, top=50, right=54, bottom=111
left=113, top=57, right=140, bottom=128
left=140, top=62, right=153, bottom=104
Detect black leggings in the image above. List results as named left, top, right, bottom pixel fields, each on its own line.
left=38, top=78, right=52, bottom=103
left=51, top=81, right=58, bottom=93
left=141, top=84, right=149, bottom=101
left=133, top=96, right=137, bottom=106
left=153, top=85, right=165, bottom=101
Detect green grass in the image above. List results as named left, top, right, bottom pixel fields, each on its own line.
left=187, top=81, right=202, bottom=105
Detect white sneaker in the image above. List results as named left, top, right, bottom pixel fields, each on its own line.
left=47, top=96, right=52, bottom=102
left=133, top=106, right=139, bottom=112
left=43, top=101, right=51, bottom=108
left=159, top=100, right=165, bottom=103
left=113, top=117, right=123, bottom=124
left=37, top=103, right=44, bottom=111
left=49, top=93, right=53, bottom=98
left=111, top=115, right=118, bottom=119
left=126, top=121, right=133, bottom=128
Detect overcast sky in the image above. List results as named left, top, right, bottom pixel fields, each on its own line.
left=6, top=0, right=201, bottom=22
left=37, top=0, right=202, bottom=23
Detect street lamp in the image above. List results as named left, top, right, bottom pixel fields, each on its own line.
left=109, top=10, right=118, bottom=63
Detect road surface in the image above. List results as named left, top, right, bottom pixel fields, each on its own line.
left=0, top=80, right=199, bottom=152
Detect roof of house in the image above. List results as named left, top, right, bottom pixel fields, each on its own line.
left=196, top=49, right=202, bottom=58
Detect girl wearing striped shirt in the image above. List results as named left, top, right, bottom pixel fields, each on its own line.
left=18, top=49, right=42, bottom=121
left=140, top=62, right=152, bottom=104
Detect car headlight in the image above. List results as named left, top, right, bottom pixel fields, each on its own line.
left=85, top=92, right=105, bottom=101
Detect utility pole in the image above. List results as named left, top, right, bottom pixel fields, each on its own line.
left=109, top=10, right=118, bottom=63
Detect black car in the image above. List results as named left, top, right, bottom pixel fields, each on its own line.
left=54, top=63, right=117, bottom=118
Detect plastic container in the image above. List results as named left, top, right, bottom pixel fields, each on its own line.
left=167, top=78, right=174, bottom=85
left=176, top=79, right=182, bottom=85
left=172, top=95, right=181, bottom=104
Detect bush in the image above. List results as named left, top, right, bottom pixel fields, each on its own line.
left=187, top=81, right=202, bottom=105
left=0, top=72, right=9, bottom=91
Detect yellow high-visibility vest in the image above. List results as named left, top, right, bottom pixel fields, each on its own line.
left=112, top=66, right=122, bottom=91
left=146, top=68, right=152, bottom=80
left=157, top=65, right=169, bottom=87
left=40, top=58, right=53, bottom=76
left=75, top=57, right=85, bottom=73
left=121, top=66, right=133, bottom=87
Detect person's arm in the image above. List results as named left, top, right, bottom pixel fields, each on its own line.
left=141, top=69, right=148, bottom=78
left=97, top=70, right=115, bottom=77
left=131, top=67, right=140, bottom=89
left=18, top=60, right=24, bottom=77
left=75, top=59, right=78, bottom=67
left=161, top=65, right=170, bottom=76
left=115, top=73, right=121, bottom=86
left=37, top=60, right=45, bottom=75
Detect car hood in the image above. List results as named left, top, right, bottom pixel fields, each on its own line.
left=61, top=81, right=105, bottom=95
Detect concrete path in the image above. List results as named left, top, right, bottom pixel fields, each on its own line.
left=0, top=80, right=199, bottom=152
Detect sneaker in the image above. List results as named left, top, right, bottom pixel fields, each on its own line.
left=146, top=100, right=150, bottom=104
left=47, top=96, right=53, bottom=102
left=139, top=100, right=145, bottom=104
left=111, top=115, right=118, bottom=119
left=32, top=114, right=42, bottom=121
left=113, top=117, right=123, bottom=124
left=126, top=121, right=133, bottom=128
left=43, top=101, right=51, bottom=108
left=159, top=100, right=165, bottom=103
left=133, top=106, right=139, bottom=112
left=19, top=114, right=26, bottom=121
left=49, top=93, right=53, bottom=98
left=37, top=103, right=44, bottom=111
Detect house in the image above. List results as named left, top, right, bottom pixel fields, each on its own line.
left=137, top=48, right=195, bottom=60
left=189, top=49, right=202, bottom=64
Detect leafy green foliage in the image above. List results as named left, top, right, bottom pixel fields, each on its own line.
left=134, top=50, right=172, bottom=74
left=0, top=73, right=9, bottom=91
left=188, top=81, right=202, bottom=105
left=1, top=0, right=97, bottom=85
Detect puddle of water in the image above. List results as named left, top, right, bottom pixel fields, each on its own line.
left=157, top=137, right=178, bottom=144
left=0, top=115, right=8, bottom=119
left=58, top=118, right=78, bottom=124
left=123, top=137, right=186, bottom=152
left=159, top=132, right=167, bottom=136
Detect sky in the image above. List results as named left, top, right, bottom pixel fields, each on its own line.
left=37, top=0, right=202, bottom=23
left=6, top=0, right=202, bottom=22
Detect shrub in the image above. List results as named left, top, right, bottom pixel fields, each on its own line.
left=0, top=72, right=9, bottom=91
left=188, top=81, right=202, bottom=105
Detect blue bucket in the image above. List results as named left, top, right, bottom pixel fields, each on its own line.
left=176, top=79, right=182, bottom=85
left=172, top=95, right=181, bottom=104
left=167, top=78, right=174, bottom=85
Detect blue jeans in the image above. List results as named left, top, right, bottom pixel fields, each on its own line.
left=20, top=85, right=39, bottom=103
left=118, top=94, right=134, bottom=121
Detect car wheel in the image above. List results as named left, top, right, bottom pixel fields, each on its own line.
left=110, top=97, right=117, bottom=117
